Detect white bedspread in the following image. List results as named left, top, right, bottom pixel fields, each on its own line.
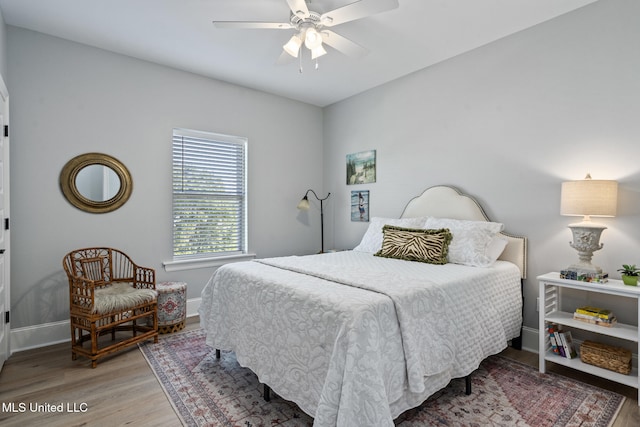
left=199, top=251, right=522, bottom=426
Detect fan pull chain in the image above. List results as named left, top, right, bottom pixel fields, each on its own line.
left=299, top=46, right=303, bottom=73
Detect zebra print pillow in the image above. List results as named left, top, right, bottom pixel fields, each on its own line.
left=375, top=225, right=452, bottom=264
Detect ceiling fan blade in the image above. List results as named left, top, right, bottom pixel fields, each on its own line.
left=321, top=30, right=368, bottom=58
left=286, top=0, right=310, bottom=18
left=320, top=0, right=399, bottom=27
left=213, top=21, right=293, bottom=30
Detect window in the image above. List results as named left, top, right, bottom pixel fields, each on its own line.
left=172, top=128, right=247, bottom=259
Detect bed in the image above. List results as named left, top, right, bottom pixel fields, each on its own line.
left=199, top=185, right=527, bottom=426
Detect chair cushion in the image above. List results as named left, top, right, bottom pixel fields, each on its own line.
left=93, top=283, right=157, bottom=314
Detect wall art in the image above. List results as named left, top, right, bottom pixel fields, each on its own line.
left=346, top=150, right=376, bottom=185
left=351, top=190, right=369, bottom=222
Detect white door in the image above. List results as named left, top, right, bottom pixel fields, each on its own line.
left=0, top=75, right=10, bottom=371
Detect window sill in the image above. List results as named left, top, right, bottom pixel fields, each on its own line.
left=162, top=253, right=256, bottom=272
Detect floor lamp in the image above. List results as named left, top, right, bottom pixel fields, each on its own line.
left=297, top=189, right=331, bottom=253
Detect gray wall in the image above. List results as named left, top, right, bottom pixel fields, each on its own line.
left=323, top=0, right=640, bottom=332
left=0, top=10, right=7, bottom=77
left=7, top=27, right=323, bottom=328
left=5, top=0, right=640, bottom=339
left=0, top=7, right=6, bottom=78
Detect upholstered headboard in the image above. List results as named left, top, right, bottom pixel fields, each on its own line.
left=400, top=185, right=527, bottom=279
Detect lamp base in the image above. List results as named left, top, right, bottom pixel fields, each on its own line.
left=566, top=221, right=606, bottom=275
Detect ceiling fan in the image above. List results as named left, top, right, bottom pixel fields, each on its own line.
left=213, top=0, right=399, bottom=69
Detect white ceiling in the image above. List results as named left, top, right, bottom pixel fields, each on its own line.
left=0, top=0, right=597, bottom=107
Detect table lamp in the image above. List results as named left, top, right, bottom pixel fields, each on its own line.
left=560, top=174, right=617, bottom=274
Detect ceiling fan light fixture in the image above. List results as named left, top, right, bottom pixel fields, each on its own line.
left=283, top=34, right=303, bottom=57
left=304, top=27, right=322, bottom=49
left=213, top=0, right=401, bottom=70
left=311, top=44, right=327, bottom=59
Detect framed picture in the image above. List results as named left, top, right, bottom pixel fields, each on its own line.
left=346, top=150, right=376, bottom=185
left=351, top=190, right=369, bottom=222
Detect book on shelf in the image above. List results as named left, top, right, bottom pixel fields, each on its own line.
left=547, top=324, right=560, bottom=355
left=547, top=324, right=565, bottom=357
left=559, top=270, right=608, bottom=283
left=558, top=331, right=577, bottom=359
left=575, top=306, right=614, bottom=320
left=554, top=330, right=566, bottom=357
left=546, top=324, right=578, bottom=358
left=573, top=311, right=618, bottom=327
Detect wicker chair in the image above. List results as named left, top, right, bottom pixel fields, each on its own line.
left=62, top=247, right=158, bottom=368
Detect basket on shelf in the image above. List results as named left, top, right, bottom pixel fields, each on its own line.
left=580, top=340, right=632, bottom=375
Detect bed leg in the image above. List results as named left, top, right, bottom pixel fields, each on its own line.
left=465, top=375, right=472, bottom=395
left=263, top=384, right=271, bottom=402
left=215, top=349, right=221, bottom=359
left=511, top=334, right=523, bottom=350
left=511, top=278, right=524, bottom=351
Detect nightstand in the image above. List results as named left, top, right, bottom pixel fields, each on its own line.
left=538, top=272, right=639, bottom=404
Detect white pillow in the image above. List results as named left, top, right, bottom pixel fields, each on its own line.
left=424, top=217, right=505, bottom=267
left=353, top=216, right=428, bottom=253
left=486, top=235, right=509, bottom=264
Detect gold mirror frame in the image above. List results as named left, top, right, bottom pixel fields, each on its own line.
left=60, top=152, right=133, bottom=213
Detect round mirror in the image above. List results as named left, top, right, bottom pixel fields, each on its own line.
left=75, top=164, right=121, bottom=201
left=60, top=153, right=132, bottom=213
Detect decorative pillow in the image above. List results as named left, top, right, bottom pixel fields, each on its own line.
left=374, top=225, right=452, bottom=264
left=424, top=217, right=505, bottom=267
left=353, top=216, right=428, bottom=253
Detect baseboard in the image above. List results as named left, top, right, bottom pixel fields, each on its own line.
left=9, top=297, right=203, bottom=354
left=520, top=325, right=539, bottom=353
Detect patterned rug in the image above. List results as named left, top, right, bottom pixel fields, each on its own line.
left=139, top=329, right=624, bottom=427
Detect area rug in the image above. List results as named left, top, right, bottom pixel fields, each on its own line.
left=139, top=329, right=624, bottom=427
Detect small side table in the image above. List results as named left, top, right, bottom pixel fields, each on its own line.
left=156, top=281, right=187, bottom=334
left=538, top=272, right=639, bottom=403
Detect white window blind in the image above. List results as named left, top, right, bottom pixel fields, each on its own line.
left=172, top=128, right=247, bottom=258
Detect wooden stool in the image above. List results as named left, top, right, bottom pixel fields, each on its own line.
left=156, top=281, right=187, bottom=333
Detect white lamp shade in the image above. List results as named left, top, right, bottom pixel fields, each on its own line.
left=304, top=28, right=322, bottom=49
left=283, top=35, right=303, bottom=57
left=560, top=176, right=618, bottom=218
left=297, top=197, right=310, bottom=210
left=311, top=44, right=327, bottom=59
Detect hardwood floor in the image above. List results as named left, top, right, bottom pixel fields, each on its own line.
left=1, top=318, right=638, bottom=426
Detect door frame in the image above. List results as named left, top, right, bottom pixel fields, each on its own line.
left=0, top=73, right=10, bottom=371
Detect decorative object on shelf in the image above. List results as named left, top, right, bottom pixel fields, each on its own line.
left=297, top=189, right=331, bottom=253
left=617, top=264, right=639, bottom=286
left=573, top=305, right=617, bottom=327
left=346, top=149, right=376, bottom=185
left=580, top=340, right=632, bottom=375
left=351, top=190, right=369, bottom=222
left=560, top=173, right=618, bottom=274
left=559, top=270, right=608, bottom=283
